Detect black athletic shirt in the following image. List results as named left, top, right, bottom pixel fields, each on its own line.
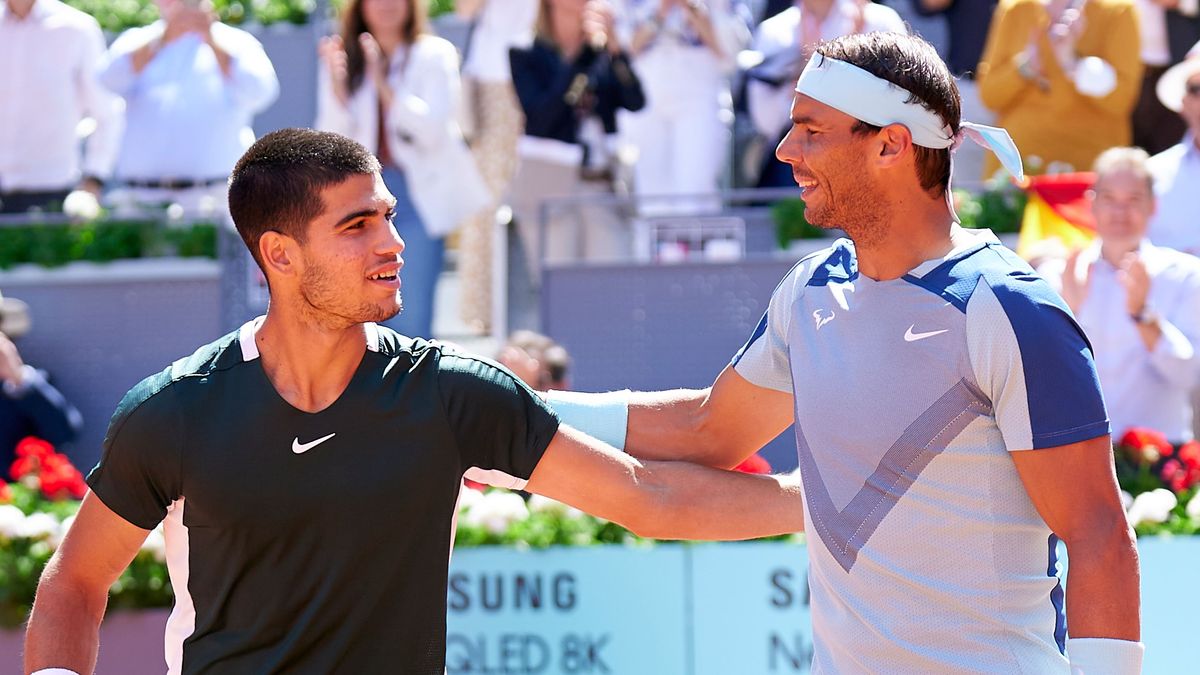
left=87, top=319, right=560, bottom=674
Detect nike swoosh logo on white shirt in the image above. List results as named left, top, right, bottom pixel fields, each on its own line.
left=292, top=433, right=336, bottom=454
left=904, top=325, right=949, bottom=342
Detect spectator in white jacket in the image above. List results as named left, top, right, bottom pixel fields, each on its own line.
left=316, top=0, right=477, bottom=339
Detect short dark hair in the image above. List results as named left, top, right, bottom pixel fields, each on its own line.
left=228, top=128, right=381, bottom=270
left=817, top=33, right=961, bottom=195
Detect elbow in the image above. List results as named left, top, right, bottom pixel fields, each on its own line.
left=618, top=468, right=677, bottom=539
left=1060, top=509, right=1138, bottom=566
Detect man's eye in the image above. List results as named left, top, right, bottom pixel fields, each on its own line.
left=346, top=221, right=365, bottom=230
left=385, top=210, right=397, bottom=222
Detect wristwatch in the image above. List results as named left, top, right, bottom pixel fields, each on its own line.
left=1130, top=308, right=1159, bottom=326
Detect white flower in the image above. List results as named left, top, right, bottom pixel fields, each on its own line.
left=463, top=490, right=529, bottom=535
left=62, top=189, right=101, bottom=221
left=0, top=505, right=25, bottom=538
left=1119, top=490, right=1133, bottom=512
left=140, top=525, right=167, bottom=562
left=527, top=493, right=584, bottom=520
left=1126, top=489, right=1178, bottom=527
left=457, top=485, right=484, bottom=513
left=48, top=514, right=76, bottom=549
left=16, top=512, right=60, bottom=540
left=1187, top=493, right=1200, bottom=520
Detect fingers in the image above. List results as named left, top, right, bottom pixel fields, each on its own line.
left=359, top=31, right=382, bottom=62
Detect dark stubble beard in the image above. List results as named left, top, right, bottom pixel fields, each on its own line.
left=806, top=166, right=889, bottom=249
left=298, top=256, right=401, bottom=329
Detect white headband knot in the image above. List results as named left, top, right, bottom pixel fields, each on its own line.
left=794, top=53, right=1025, bottom=220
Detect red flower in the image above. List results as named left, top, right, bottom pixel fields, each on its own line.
left=1178, top=441, right=1200, bottom=471
left=37, top=452, right=87, bottom=501
left=1118, top=427, right=1173, bottom=462
left=10, top=455, right=39, bottom=481
left=734, top=454, right=772, bottom=475
left=15, top=436, right=54, bottom=460
left=0, top=480, right=11, bottom=503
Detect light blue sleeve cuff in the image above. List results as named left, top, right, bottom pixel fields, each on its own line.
left=543, top=389, right=631, bottom=451
left=1066, top=637, right=1143, bottom=674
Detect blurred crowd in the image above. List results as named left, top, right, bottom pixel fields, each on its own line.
left=1, top=0, right=1199, bottom=444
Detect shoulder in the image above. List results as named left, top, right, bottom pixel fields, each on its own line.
left=108, top=23, right=160, bottom=53
left=1149, top=244, right=1200, bottom=280
left=108, top=331, right=243, bottom=443
left=994, top=0, right=1044, bottom=18
left=955, top=245, right=1077, bottom=341
left=42, top=0, right=101, bottom=30
left=211, top=22, right=264, bottom=47
left=1085, top=0, right=1137, bottom=15
left=414, top=34, right=459, bottom=62
left=1148, top=143, right=1187, bottom=173
left=757, top=6, right=799, bottom=38
left=861, top=2, right=906, bottom=31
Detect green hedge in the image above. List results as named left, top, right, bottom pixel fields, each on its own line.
left=0, top=221, right=217, bottom=269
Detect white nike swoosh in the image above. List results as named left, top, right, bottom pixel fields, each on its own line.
left=292, top=433, right=336, bottom=454
left=904, top=326, right=949, bottom=342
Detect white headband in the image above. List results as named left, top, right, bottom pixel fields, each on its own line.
left=794, top=53, right=1025, bottom=213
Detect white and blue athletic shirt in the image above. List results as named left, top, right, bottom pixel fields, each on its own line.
left=733, top=228, right=1109, bottom=674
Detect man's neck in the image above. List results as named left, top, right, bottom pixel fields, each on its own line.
left=254, top=310, right=370, bottom=414
left=852, top=191, right=957, bottom=281
left=6, top=0, right=38, bottom=19
left=800, top=0, right=836, bottom=20
left=1100, top=240, right=1137, bottom=268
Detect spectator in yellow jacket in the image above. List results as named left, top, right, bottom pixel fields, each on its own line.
left=976, top=0, right=1143, bottom=179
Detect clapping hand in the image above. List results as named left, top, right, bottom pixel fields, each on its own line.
left=356, top=32, right=397, bottom=108
left=583, top=0, right=618, bottom=53
left=1118, top=253, right=1151, bottom=320
left=1059, top=247, right=1092, bottom=315
left=318, top=35, right=351, bottom=106
left=0, top=332, right=26, bottom=388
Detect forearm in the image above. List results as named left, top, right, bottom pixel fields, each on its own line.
left=1063, top=524, right=1140, bottom=641
left=631, top=461, right=804, bottom=540
left=25, top=561, right=108, bottom=674
left=685, top=7, right=724, bottom=58
left=625, top=388, right=734, bottom=464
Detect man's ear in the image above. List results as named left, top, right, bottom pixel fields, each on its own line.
left=875, top=124, right=915, bottom=169
left=259, top=231, right=298, bottom=279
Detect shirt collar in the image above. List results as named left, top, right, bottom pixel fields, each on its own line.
left=1184, top=133, right=1200, bottom=159
left=1086, top=238, right=1161, bottom=270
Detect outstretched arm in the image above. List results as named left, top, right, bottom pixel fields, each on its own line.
left=24, top=493, right=150, bottom=675
left=524, top=425, right=804, bottom=541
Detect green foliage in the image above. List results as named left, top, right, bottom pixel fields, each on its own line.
left=770, top=198, right=825, bottom=249
left=62, top=0, right=317, bottom=31
left=0, top=483, right=173, bottom=629
left=67, top=0, right=451, bottom=31
left=955, top=183, right=1026, bottom=234
left=0, top=221, right=218, bottom=269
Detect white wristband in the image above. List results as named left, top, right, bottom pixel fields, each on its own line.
left=543, top=389, right=630, bottom=451
left=31, top=669, right=83, bottom=675
left=1067, top=637, right=1144, bottom=674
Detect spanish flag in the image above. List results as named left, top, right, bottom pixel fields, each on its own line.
left=1016, top=173, right=1096, bottom=259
